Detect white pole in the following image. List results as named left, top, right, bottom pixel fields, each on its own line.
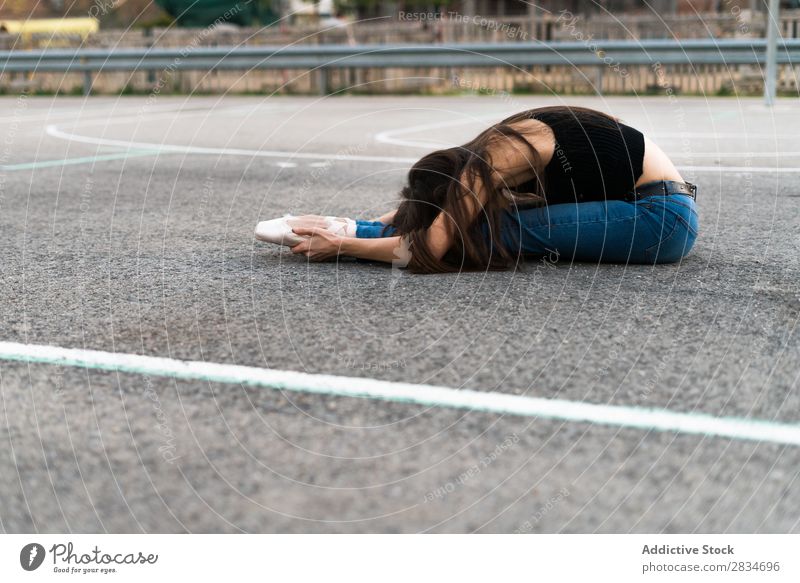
left=764, top=0, right=780, bottom=106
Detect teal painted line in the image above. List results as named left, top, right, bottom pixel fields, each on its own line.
left=711, top=110, right=739, bottom=121
left=1, top=341, right=799, bottom=447
left=0, top=149, right=163, bottom=172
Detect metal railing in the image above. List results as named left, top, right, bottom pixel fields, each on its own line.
left=1, top=38, right=798, bottom=98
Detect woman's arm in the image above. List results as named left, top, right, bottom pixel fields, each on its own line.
left=341, top=235, right=410, bottom=265
left=372, top=209, right=397, bottom=223
left=292, top=133, right=538, bottom=265
left=290, top=228, right=412, bottom=265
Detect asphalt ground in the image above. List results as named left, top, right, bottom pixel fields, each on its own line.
left=0, top=95, right=798, bottom=533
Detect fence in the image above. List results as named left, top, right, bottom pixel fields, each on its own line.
left=1, top=38, right=798, bottom=97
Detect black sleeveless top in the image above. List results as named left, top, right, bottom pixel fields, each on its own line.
left=509, top=108, right=645, bottom=204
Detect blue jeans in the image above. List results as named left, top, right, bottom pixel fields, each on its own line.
left=356, top=193, right=699, bottom=264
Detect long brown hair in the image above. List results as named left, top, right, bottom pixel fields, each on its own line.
left=390, top=106, right=617, bottom=273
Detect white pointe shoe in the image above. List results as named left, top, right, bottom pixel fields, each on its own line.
left=254, top=215, right=356, bottom=247
left=254, top=214, right=306, bottom=246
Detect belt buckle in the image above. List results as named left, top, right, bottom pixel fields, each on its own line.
left=686, top=182, right=697, bottom=200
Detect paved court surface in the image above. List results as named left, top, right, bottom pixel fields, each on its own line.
left=0, top=94, right=798, bottom=533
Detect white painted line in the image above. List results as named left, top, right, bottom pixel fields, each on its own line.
left=678, top=151, right=800, bottom=159
left=679, top=165, right=797, bottom=174
left=50, top=104, right=299, bottom=131
left=374, top=115, right=495, bottom=149
left=0, top=149, right=161, bottom=171
left=43, top=123, right=796, bottom=174
left=374, top=115, right=800, bottom=159
left=1, top=341, right=799, bottom=447
left=275, top=162, right=298, bottom=168
left=45, top=124, right=417, bottom=165
left=0, top=103, right=213, bottom=124
left=654, top=131, right=800, bottom=138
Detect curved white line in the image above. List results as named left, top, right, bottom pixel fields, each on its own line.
left=44, top=123, right=796, bottom=173
left=46, top=123, right=417, bottom=164
left=372, top=115, right=800, bottom=161
left=374, top=114, right=499, bottom=149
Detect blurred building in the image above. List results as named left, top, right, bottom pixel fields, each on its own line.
left=287, top=0, right=336, bottom=19
left=0, top=0, right=168, bottom=26
left=0, top=17, right=98, bottom=36
left=349, top=0, right=791, bottom=18
left=1, top=0, right=146, bottom=20
left=1, top=0, right=795, bottom=29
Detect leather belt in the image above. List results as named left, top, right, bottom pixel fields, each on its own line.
left=627, top=180, right=697, bottom=201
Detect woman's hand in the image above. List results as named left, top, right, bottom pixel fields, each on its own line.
left=290, top=227, right=344, bottom=261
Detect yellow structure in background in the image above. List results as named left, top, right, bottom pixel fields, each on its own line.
left=0, top=18, right=99, bottom=47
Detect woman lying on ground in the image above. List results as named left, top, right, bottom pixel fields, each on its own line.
left=255, top=105, right=699, bottom=273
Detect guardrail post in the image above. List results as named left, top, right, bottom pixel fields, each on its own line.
left=317, top=66, right=330, bottom=95
left=144, top=28, right=156, bottom=85
left=764, top=0, right=780, bottom=106
left=82, top=57, right=93, bottom=96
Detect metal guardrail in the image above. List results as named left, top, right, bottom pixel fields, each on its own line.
left=1, top=39, right=797, bottom=95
